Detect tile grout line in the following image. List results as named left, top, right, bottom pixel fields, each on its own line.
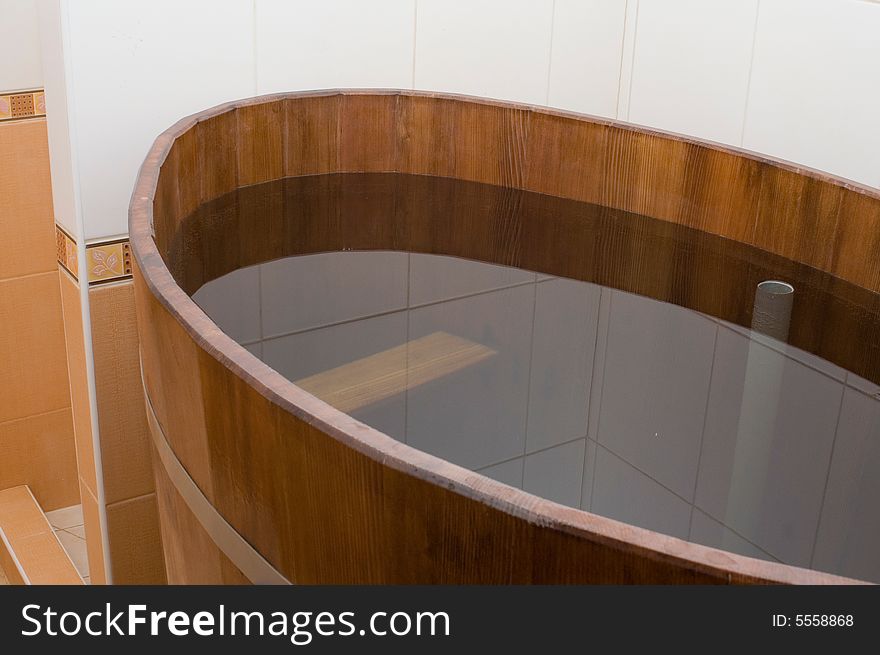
left=475, top=434, right=590, bottom=475
left=544, top=0, right=557, bottom=106
left=578, top=288, right=606, bottom=511
left=403, top=253, right=411, bottom=444
left=717, top=320, right=849, bottom=386
left=738, top=0, right=763, bottom=148
left=686, top=321, right=720, bottom=540
left=596, top=442, right=780, bottom=562
left=247, top=276, right=544, bottom=346
left=808, top=384, right=847, bottom=568
left=0, top=404, right=72, bottom=429
left=588, top=289, right=614, bottom=510
left=613, top=0, right=630, bottom=118
left=411, top=0, right=419, bottom=90
left=0, top=268, right=65, bottom=285
left=518, top=278, right=540, bottom=489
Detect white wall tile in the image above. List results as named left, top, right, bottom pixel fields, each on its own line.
left=66, top=0, right=255, bottom=240
left=37, top=0, right=78, bottom=238
left=719, top=319, right=847, bottom=382
left=523, top=439, right=586, bottom=508
left=406, top=284, right=535, bottom=469
left=256, top=0, right=416, bottom=94
left=526, top=278, right=600, bottom=452
left=192, top=265, right=261, bottom=344
left=625, top=0, right=759, bottom=145
left=408, top=254, right=533, bottom=307
left=597, top=290, right=717, bottom=499
left=414, top=0, right=554, bottom=104
left=695, top=326, right=843, bottom=566
left=260, top=252, right=409, bottom=338
left=689, top=508, right=774, bottom=562
left=478, top=458, right=523, bottom=488
left=0, top=0, right=42, bottom=91
left=614, top=0, right=640, bottom=120
left=743, top=0, right=880, bottom=187
left=813, top=388, right=880, bottom=583
left=261, top=311, right=407, bottom=381
left=591, top=445, right=692, bottom=540
left=547, top=0, right=627, bottom=117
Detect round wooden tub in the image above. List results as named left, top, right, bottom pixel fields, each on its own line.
left=130, top=91, right=880, bottom=584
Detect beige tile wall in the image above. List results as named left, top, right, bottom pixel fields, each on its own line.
left=0, top=118, right=78, bottom=512
left=89, top=281, right=166, bottom=584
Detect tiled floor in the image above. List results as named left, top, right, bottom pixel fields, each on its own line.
left=44, top=504, right=89, bottom=584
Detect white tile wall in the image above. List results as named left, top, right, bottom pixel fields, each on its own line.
left=523, top=438, right=587, bottom=507
left=0, top=0, right=42, bottom=91
left=408, top=254, right=534, bottom=307
left=38, top=0, right=79, bottom=238
left=625, top=0, right=759, bottom=145
left=260, top=251, right=409, bottom=338
left=40, top=0, right=880, bottom=243
left=193, top=265, right=261, bottom=344
left=478, top=458, right=523, bottom=488
left=597, top=290, right=717, bottom=500
left=262, top=310, right=407, bottom=381
left=813, top=388, right=880, bottom=582
left=743, top=0, right=880, bottom=187
left=414, top=0, right=555, bottom=104
left=694, top=326, right=843, bottom=566
left=255, top=0, right=416, bottom=94
left=547, top=0, right=627, bottom=117
left=65, top=0, right=256, bottom=241
left=689, top=508, right=773, bottom=562
left=406, top=284, right=535, bottom=469
left=591, top=445, right=692, bottom=540
left=526, top=278, right=600, bottom=452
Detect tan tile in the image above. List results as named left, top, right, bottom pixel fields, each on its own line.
left=0, top=272, right=71, bottom=423
left=44, top=504, right=83, bottom=530
left=89, top=282, right=155, bottom=503
left=14, top=532, right=82, bottom=585
left=0, top=120, right=56, bottom=280
left=0, top=486, right=48, bottom=540
left=0, top=486, right=82, bottom=585
left=79, top=480, right=105, bottom=585
left=60, top=271, right=98, bottom=495
left=106, top=493, right=166, bottom=585
left=0, top=409, right=79, bottom=511
left=0, top=536, right=25, bottom=585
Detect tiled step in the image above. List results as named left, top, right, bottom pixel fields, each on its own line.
left=0, top=486, right=83, bottom=585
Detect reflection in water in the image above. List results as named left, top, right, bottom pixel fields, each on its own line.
left=182, top=174, right=880, bottom=583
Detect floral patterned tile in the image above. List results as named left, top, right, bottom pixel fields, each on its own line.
left=55, top=226, right=133, bottom=286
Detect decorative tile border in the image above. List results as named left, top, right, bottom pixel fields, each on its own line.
left=56, top=225, right=133, bottom=286
left=85, top=239, right=132, bottom=285
left=56, top=225, right=79, bottom=279
left=0, top=89, right=46, bottom=123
